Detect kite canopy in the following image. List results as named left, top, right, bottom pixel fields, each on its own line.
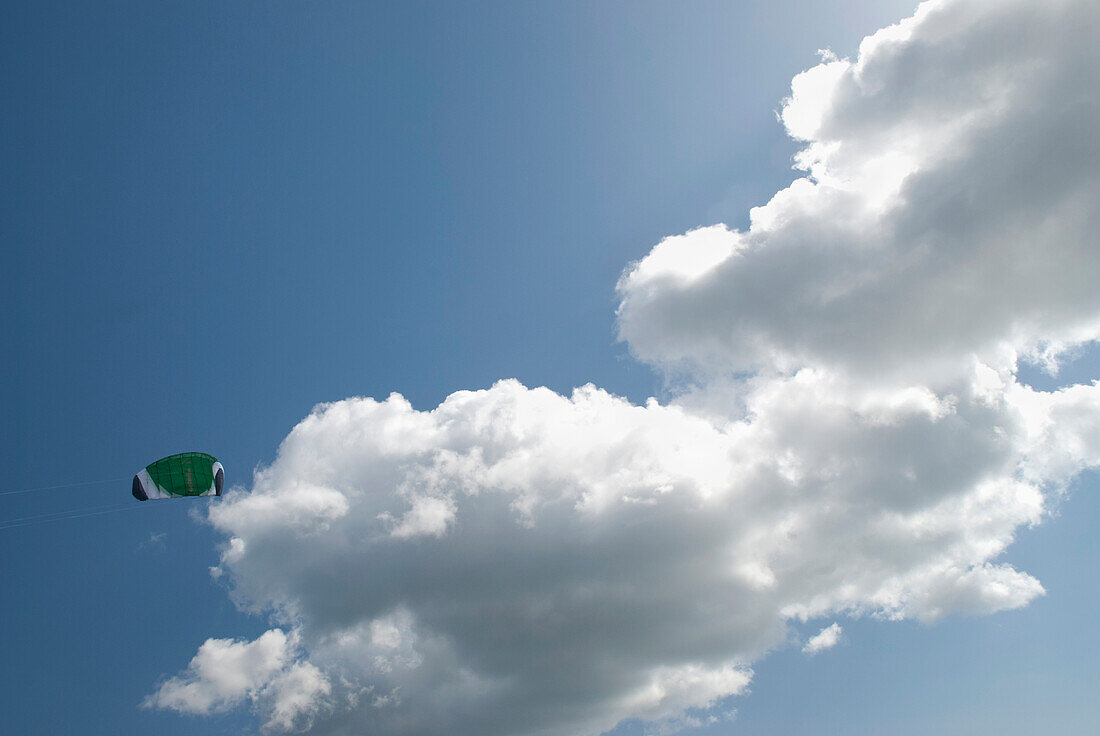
left=132, top=452, right=223, bottom=501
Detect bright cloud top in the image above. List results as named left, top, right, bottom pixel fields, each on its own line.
left=619, top=0, right=1100, bottom=382
left=153, top=1, right=1100, bottom=734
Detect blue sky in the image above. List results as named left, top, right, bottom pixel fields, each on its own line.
left=3, top=1, right=1099, bottom=735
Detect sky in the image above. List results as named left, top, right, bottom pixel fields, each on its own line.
left=2, top=0, right=1099, bottom=734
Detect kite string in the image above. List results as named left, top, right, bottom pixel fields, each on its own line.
left=0, top=476, right=131, bottom=498
left=0, top=495, right=205, bottom=531
left=0, top=504, right=149, bottom=531
left=0, top=501, right=137, bottom=527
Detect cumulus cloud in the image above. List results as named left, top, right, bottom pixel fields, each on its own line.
left=618, top=0, right=1100, bottom=384
left=803, top=623, right=842, bottom=655
left=152, top=0, right=1100, bottom=734
left=145, top=629, right=331, bottom=733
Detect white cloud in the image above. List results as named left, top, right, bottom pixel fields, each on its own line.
left=803, top=623, right=842, bottom=655
left=145, top=629, right=331, bottom=733
left=152, top=0, right=1100, bottom=734
left=260, top=660, right=333, bottom=733
left=618, top=0, right=1100, bottom=385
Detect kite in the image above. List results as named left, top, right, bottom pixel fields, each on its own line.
left=132, top=452, right=223, bottom=501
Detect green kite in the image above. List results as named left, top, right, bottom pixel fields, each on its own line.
left=132, top=452, right=223, bottom=501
